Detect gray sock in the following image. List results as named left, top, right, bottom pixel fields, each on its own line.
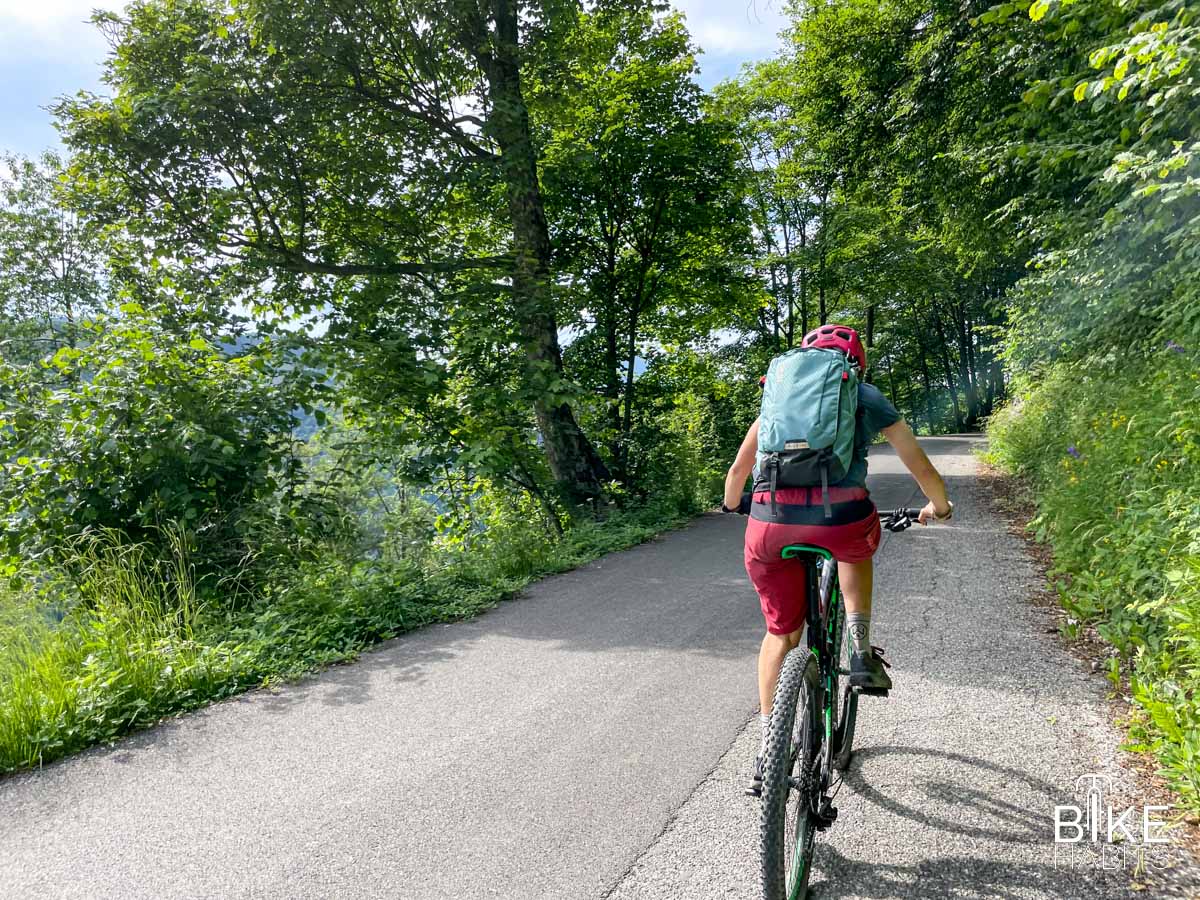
left=759, top=713, right=770, bottom=755
left=846, top=612, right=871, bottom=656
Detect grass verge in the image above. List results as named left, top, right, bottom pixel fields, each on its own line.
left=986, top=352, right=1200, bottom=812
left=0, top=502, right=692, bottom=775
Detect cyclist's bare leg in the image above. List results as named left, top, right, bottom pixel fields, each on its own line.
left=758, top=627, right=803, bottom=716
left=838, top=559, right=873, bottom=616
left=748, top=627, right=804, bottom=794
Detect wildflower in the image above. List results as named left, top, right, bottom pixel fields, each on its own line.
left=1166, top=340, right=1186, bottom=354
left=1067, top=445, right=1082, bottom=459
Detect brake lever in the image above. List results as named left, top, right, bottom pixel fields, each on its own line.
left=884, top=513, right=914, bottom=533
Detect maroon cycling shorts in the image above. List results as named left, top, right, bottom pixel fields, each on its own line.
left=744, top=486, right=881, bottom=635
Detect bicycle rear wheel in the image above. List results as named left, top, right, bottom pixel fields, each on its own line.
left=760, top=648, right=821, bottom=900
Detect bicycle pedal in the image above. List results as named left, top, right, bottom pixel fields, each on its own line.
left=854, top=686, right=890, bottom=698
left=813, top=800, right=838, bottom=831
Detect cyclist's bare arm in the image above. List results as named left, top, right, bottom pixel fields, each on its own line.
left=881, top=420, right=952, bottom=524
left=723, top=417, right=760, bottom=510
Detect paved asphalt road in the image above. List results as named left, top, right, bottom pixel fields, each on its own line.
left=0, top=437, right=1177, bottom=898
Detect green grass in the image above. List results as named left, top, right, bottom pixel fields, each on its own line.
left=0, top=534, right=252, bottom=770
left=0, top=501, right=694, bottom=775
left=987, top=352, right=1200, bottom=810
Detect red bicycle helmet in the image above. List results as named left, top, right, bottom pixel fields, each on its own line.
left=801, top=324, right=867, bottom=372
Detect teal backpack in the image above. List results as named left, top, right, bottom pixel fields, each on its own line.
left=756, top=346, right=859, bottom=516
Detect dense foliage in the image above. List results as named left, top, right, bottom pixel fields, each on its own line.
left=0, top=313, right=313, bottom=576
left=981, top=0, right=1200, bottom=808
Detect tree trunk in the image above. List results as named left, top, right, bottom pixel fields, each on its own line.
left=987, top=356, right=1006, bottom=410
left=621, top=301, right=641, bottom=478
left=964, top=310, right=979, bottom=392
left=930, top=308, right=964, bottom=432
left=817, top=252, right=827, bottom=326
left=917, top=349, right=936, bottom=435
left=798, top=216, right=809, bottom=337
left=770, top=263, right=781, bottom=348
left=602, top=279, right=622, bottom=465
left=817, top=189, right=828, bottom=325
left=902, top=367, right=918, bottom=429
left=907, top=305, right=937, bottom=433
left=952, top=299, right=981, bottom=427
left=477, top=0, right=608, bottom=503
left=782, top=217, right=795, bottom=348
left=982, top=349, right=996, bottom=416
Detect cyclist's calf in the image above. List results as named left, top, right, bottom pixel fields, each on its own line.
left=759, top=627, right=803, bottom=717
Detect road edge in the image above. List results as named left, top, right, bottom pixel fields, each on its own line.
left=976, top=460, right=1200, bottom=896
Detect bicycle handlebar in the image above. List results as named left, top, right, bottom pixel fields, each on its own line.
left=878, top=508, right=922, bottom=532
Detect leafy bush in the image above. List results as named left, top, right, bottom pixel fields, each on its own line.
left=988, top=349, right=1200, bottom=808
left=0, top=311, right=311, bottom=578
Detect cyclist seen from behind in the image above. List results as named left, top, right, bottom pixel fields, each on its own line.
left=721, top=325, right=953, bottom=796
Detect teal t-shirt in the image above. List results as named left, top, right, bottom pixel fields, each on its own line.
left=835, top=382, right=902, bottom=489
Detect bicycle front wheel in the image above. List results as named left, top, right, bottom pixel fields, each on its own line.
left=760, top=648, right=821, bottom=900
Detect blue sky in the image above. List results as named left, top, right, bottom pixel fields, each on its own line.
left=0, top=0, right=789, bottom=158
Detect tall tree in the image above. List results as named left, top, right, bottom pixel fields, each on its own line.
left=536, top=3, right=752, bottom=480
left=57, top=0, right=609, bottom=504
left=0, top=153, right=109, bottom=367
left=718, top=0, right=1030, bottom=427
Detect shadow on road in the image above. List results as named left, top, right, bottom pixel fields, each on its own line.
left=242, top=514, right=760, bottom=716
left=814, top=744, right=1129, bottom=898
left=243, top=465, right=1042, bottom=718
left=809, top=842, right=1130, bottom=900
left=842, top=745, right=1066, bottom=844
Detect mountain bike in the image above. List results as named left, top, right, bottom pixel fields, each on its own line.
left=759, top=507, right=920, bottom=900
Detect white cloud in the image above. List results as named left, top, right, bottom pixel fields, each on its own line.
left=672, top=0, right=788, bottom=56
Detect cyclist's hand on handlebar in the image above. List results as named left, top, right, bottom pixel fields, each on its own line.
left=918, top=500, right=954, bottom=525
